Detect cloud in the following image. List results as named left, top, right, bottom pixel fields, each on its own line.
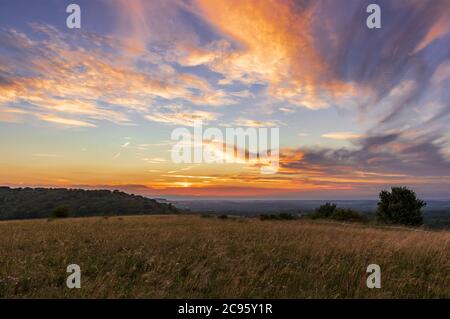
left=120, top=142, right=131, bottom=148
left=177, top=45, right=217, bottom=67
left=38, top=115, right=96, bottom=128
left=145, top=105, right=220, bottom=126
left=191, top=0, right=360, bottom=110
left=0, top=107, right=27, bottom=122
left=233, top=118, right=281, bottom=128
left=322, top=132, right=364, bottom=140
left=280, top=131, right=450, bottom=185
left=432, top=59, right=450, bottom=83
left=414, top=14, right=450, bottom=53
left=0, top=24, right=234, bottom=128
left=112, top=0, right=202, bottom=52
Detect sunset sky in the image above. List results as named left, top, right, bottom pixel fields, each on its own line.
left=1, top=0, right=450, bottom=199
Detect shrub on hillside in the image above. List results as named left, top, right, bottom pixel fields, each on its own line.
left=329, top=208, right=366, bottom=222
left=52, top=206, right=70, bottom=218
left=377, top=187, right=425, bottom=226
left=310, top=203, right=337, bottom=219
left=308, top=203, right=366, bottom=222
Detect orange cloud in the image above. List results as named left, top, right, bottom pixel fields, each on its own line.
left=0, top=25, right=234, bottom=127
left=414, top=15, right=450, bottom=53
left=194, top=0, right=357, bottom=109
left=322, top=132, right=365, bottom=140
left=38, top=115, right=96, bottom=127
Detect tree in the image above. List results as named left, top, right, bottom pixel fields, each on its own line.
left=312, top=203, right=337, bottom=219
left=52, top=205, right=70, bottom=218
left=376, top=187, right=425, bottom=226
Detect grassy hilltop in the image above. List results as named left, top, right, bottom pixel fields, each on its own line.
left=0, top=215, right=449, bottom=298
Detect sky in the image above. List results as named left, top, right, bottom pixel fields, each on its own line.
left=0, top=0, right=449, bottom=199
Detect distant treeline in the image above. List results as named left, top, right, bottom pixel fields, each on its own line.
left=0, top=187, right=179, bottom=220
left=257, top=187, right=428, bottom=227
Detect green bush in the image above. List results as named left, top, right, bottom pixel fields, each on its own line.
left=330, top=208, right=366, bottom=222
left=52, top=206, right=70, bottom=218
left=377, top=187, right=425, bottom=226
left=308, top=203, right=366, bottom=222
left=311, top=203, right=336, bottom=219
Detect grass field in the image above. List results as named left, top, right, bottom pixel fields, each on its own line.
left=0, top=215, right=449, bottom=298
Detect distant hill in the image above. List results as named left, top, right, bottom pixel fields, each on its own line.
left=0, top=187, right=179, bottom=220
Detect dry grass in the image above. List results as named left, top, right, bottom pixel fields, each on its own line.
left=0, top=215, right=448, bottom=298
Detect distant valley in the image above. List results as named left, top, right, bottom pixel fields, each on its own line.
left=171, top=199, right=450, bottom=229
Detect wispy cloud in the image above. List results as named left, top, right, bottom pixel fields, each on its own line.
left=38, top=115, right=96, bottom=128
left=0, top=24, right=233, bottom=128
left=233, top=118, right=281, bottom=128
left=145, top=105, right=220, bottom=126
left=120, top=142, right=131, bottom=148
left=322, top=132, right=364, bottom=140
